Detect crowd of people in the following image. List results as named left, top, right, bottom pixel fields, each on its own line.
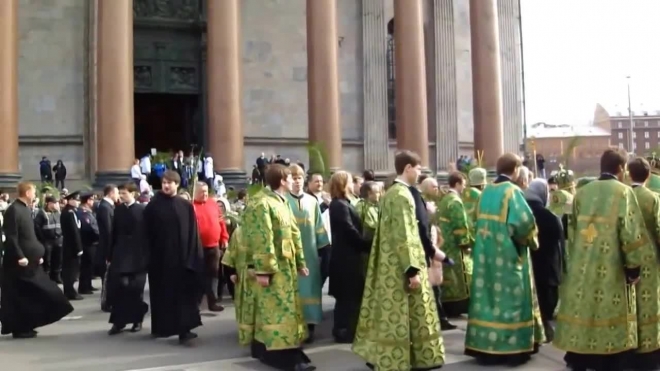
left=3, top=147, right=660, bottom=371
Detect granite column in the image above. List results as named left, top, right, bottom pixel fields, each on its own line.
left=361, top=0, right=391, bottom=175
left=0, top=0, right=20, bottom=189
left=498, top=0, right=523, bottom=153
left=207, top=0, right=245, bottom=185
left=470, top=0, right=504, bottom=169
left=95, top=0, right=135, bottom=186
left=394, top=0, right=430, bottom=167
left=307, top=0, right=342, bottom=171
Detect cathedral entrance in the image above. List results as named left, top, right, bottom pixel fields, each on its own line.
left=133, top=93, right=199, bottom=157
left=132, top=0, right=206, bottom=158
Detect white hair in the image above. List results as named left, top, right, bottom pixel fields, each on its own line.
left=518, top=166, right=531, bottom=183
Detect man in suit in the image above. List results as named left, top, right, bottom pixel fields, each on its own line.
left=409, top=178, right=457, bottom=330
left=97, top=185, right=118, bottom=312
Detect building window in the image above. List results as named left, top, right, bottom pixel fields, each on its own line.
left=645, top=131, right=650, bottom=138
left=618, top=122, right=622, bottom=128
left=618, top=132, right=623, bottom=139
left=619, top=142, right=624, bottom=149
left=633, top=132, right=637, bottom=138
left=657, top=131, right=660, bottom=138
left=645, top=121, right=649, bottom=127
left=646, top=142, right=651, bottom=150
left=386, top=19, right=396, bottom=140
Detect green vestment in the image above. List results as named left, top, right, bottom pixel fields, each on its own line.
left=437, top=191, right=474, bottom=309
left=355, top=198, right=379, bottom=240
left=465, top=181, right=545, bottom=355
left=549, top=189, right=573, bottom=217
left=632, top=185, right=660, bottom=355
left=554, top=179, right=647, bottom=356
left=285, top=192, right=330, bottom=325
left=461, top=187, right=482, bottom=234
left=648, top=174, right=660, bottom=193
left=352, top=182, right=445, bottom=370
left=221, top=227, right=256, bottom=346
left=242, top=189, right=307, bottom=350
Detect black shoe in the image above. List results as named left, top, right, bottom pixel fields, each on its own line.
left=366, top=363, right=375, bottom=370
left=108, top=325, right=125, bottom=335
left=51, top=275, right=63, bottom=284
left=178, top=332, right=198, bottom=344
left=12, top=330, right=37, bottom=339
left=79, top=289, right=94, bottom=295
left=305, top=325, right=315, bottom=344
left=208, top=304, right=224, bottom=312
left=543, top=323, right=554, bottom=343
left=440, top=319, right=457, bottom=331
left=66, top=294, right=84, bottom=301
left=130, top=323, right=142, bottom=333
left=332, top=328, right=352, bottom=343
left=91, top=287, right=99, bottom=291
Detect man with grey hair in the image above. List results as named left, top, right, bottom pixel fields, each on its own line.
left=516, top=166, right=532, bottom=190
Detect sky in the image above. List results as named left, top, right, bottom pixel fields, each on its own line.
left=520, top=0, right=660, bottom=126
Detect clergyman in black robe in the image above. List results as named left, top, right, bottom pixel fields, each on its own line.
left=60, top=191, right=84, bottom=300
left=0, top=182, right=73, bottom=338
left=144, top=170, right=204, bottom=344
left=108, top=183, right=149, bottom=335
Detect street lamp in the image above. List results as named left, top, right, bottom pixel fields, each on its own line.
left=627, top=76, right=634, bottom=153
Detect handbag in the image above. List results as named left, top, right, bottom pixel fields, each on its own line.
left=100, top=263, right=111, bottom=312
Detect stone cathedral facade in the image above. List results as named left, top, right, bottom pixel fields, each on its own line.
left=12, top=0, right=523, bottom=183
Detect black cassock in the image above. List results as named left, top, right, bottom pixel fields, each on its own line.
left=108, top=202, right=149, bottom=327
left=0, top=199, right=73, bottom=335
left=60, top=204, right=83, bottom=298
left=144, top=192, right=203, bottom=337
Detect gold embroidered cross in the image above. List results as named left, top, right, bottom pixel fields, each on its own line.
left=580, top=223, right=598, bottom=244
left=596, top=266, right=607, bottom=277
left=612, top=294, right=621, bottom=305
left=478, top=224, right=492, bottom=239
left=593, top=290, right=604, bottom=302
left=570, top=336, right=578, bottom=346
left=605, top=342, right=614, bottom=352
left=588, top=339, right=598, bottom=349
left=643, top=338, right=653, bottom=349
left=642, top=290, right=652, bottom=302
left=643, top=266, right=651, bottom=278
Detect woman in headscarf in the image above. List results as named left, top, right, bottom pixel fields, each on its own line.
left=524, top=178, right=565, bottom=343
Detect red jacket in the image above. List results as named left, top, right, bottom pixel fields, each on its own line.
left=193, top=199, right=229, bottom=248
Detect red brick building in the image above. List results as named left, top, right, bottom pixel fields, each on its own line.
left=594, top=104, right=660, bottom=154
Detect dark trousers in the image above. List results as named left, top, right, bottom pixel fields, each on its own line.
left=433, top=285, right=449, bottom=320
left=79, top=244, right=97, bottom=291
left=536, top=284, right=559, bottom=325
left=333, top=295, right=361, bottom=340
left=203, top=247, right=220, bottom=305
left=319, top=247, right=331, bottom=287
left=109, top=273, right=148, bottom=327
left=62, top=256, right=80, bottom=298
left=218, top=263, right=235, bottom=300
left=55, top=179, right=65, bottom=189
left=43, top=241, right=63, bottom=279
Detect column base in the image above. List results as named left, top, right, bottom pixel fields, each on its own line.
left=93, top=171, right=132, bottom=190
left=373, top=171, right=394, bottom=182
left=219, top=169, right=248, bottom=189
left=0, top=173, right=22, bottom=191
left=435, top=171, right=449, bottom=183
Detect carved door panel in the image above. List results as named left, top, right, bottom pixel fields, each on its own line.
left=162, top=61, right=199, bottom=95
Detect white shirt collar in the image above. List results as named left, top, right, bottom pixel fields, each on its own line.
left=394, top=178, right=411, bottom=187
left=103, top=197, right=114, bottom=205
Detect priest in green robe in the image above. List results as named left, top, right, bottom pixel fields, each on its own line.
left=438, top=172, right=474, bottom=317
left=554, top=149, right=648, bottom=371
left=646, top=154, right=660, bottom=193
left=464, top=153, right=545, bottom=366
left=241, top=164, right=312, bottom=371
left=221, top=226, right=259, bottom=356
left=353, top=150, right=445, bottom=371
left=628, top=157, right=660, bottom=371
left=285, top=164, right=329, bottom=343
left=462, top=167, right=487, bottom=234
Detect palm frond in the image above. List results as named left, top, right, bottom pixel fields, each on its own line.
left=560, top=136, right=581, bottom=168
left=306, top=142, right=330, bottom=179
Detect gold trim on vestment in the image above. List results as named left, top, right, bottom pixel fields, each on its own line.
left=356, top=331, right=442, bottom=346
left=577, top=215, right=610, bottom=224
left=552, top=343, right=635, bottom=355
left=238, top=323, right=254, bottom=330
left=438, top=217, right=450, bottom=223
left=476, top=186, right=514, bottom=224
left=622, top=238, right=646, bottom=254
left=464, top=345, right=536, bottom=355
left=453, top=229, right=467, bottom=236
left=556, top=314, right=636, bottom=327
left=467, top=318, right=534, bottom=330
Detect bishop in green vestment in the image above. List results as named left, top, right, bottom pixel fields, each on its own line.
left=353, top=152, right=444, bottom=371
left=464, top=154, right=545, bottom=366
left=554, top=150, right=648, bottom=371
left=221, top=227, right=257, bottom=348
left=241, top=166, right=313, bottom=370
left=438, top=174, right=474, bottom=317
left=285, top=165, right=329, bottom=340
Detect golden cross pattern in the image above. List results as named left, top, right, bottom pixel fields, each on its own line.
left=643, top=338, right=653, bottom=349
left=596, top=266, right=607, bottom=277
left=642, top=266, right=652, bottom=278
left=580, top=223, right=598, bottom=244
left=569, top=336, right=578, bottom=346
left=642, top=290, right=652, bottom=302
left=478, top=224, right=492, bottom=239
left=612, top=294, right=621, bottom=305
left=594, top=290, right=605, bottom=303
left=588, top=338, right=598, bottom=350
left=605, top=342, right=615, bottom=353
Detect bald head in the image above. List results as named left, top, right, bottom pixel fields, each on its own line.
left=420, top=177, right=439, bottom=196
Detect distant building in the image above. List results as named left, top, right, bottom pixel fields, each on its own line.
left=527, top=123, right=611, bottom=174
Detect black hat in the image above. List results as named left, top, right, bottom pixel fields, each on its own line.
left=80, top=192, right=94, bottom=203
left=44, top=196, right=58, bottom=204
left=64, top=191, right=81, bottom=201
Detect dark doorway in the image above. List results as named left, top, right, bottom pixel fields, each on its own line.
left=133, top=93, right=200, bottom=158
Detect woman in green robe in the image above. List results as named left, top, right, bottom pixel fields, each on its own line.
left=464, top=154, right=544, bottom=366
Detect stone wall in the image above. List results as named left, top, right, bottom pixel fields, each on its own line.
left=17, top=0, right=88, bottom=181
